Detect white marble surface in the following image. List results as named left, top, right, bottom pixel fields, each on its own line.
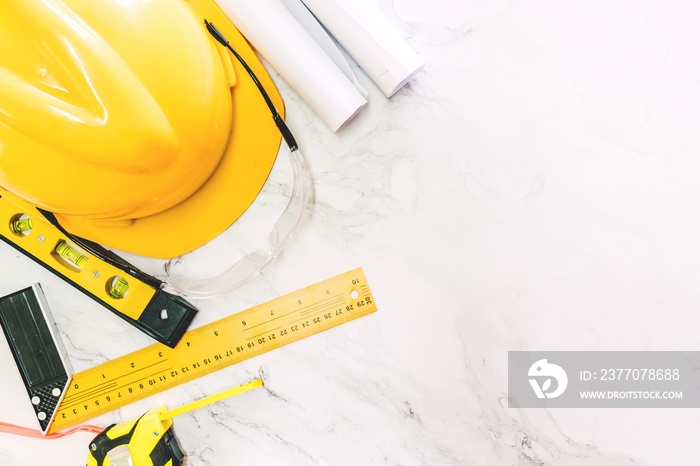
left=2, top=0, right=700, bottom=464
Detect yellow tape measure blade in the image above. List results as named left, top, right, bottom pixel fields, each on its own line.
left=160, top=378, right=263, bottom=421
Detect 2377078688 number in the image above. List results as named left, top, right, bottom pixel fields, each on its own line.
left=598, top=368, right=680, bottom=381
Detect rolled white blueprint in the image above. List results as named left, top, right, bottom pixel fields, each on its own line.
left=300, top=0, right=424, bottom=97
left=216, top=0, right=367, bottom=132
left=279, top=0, right=368, bottom=98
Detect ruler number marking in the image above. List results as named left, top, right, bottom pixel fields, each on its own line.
left=294, top=297, right=345, bottom=321
left=62, top=382, right=117, bottom=406
left=298, top=297, right=345, bottom=318
left=61, top=373, right=157, bottom=410
left=62, top=359, right=174, bottom=409
left=51, top=269, right=376, bottom=432
left=248, top=327, right=281, bottom=340
left=243, top=294, right=343, bottom=331
left=353, top=296, right=373, bottom=309
left=62, top=358, right=170, bottom=404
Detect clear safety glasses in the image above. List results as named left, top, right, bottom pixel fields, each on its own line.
left=161, top=20, right=310, bottom=299
left=162, top=147, right=309, bottom=298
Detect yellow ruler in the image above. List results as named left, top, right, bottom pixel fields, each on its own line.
left=48, top=268, right=376, bottom=433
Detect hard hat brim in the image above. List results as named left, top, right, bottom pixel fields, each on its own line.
left=55, top=0, right=284, bottom=259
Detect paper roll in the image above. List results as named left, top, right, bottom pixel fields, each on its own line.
left=279, top=0, right=368, bottom=98
left=300, top=0, right=424, bottom=97
left=216, top=0, right=367, bottom=132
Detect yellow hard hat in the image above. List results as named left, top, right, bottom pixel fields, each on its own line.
left=0, top=0, right=284, bottom=259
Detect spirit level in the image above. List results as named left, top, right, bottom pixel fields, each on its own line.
left=49, top=268, right=376, bottom=433
left=0, top=190, right=197, bottom=348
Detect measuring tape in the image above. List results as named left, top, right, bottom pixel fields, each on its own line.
left=49, top=268, right=377, bottom=433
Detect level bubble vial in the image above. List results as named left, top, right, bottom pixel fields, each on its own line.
left=108, top=276, right=130, bottom=299
left=9, top=214, right=33, bottom=236
left=54, top=240, right=88, bottom=269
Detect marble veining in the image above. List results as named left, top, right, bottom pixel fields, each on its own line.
left=1, top=0, right=699, bottom=464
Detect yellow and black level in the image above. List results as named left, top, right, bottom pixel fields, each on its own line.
left=49, top=268, right=377, bottom=433
left=0, top=189, right=197, bottom=348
